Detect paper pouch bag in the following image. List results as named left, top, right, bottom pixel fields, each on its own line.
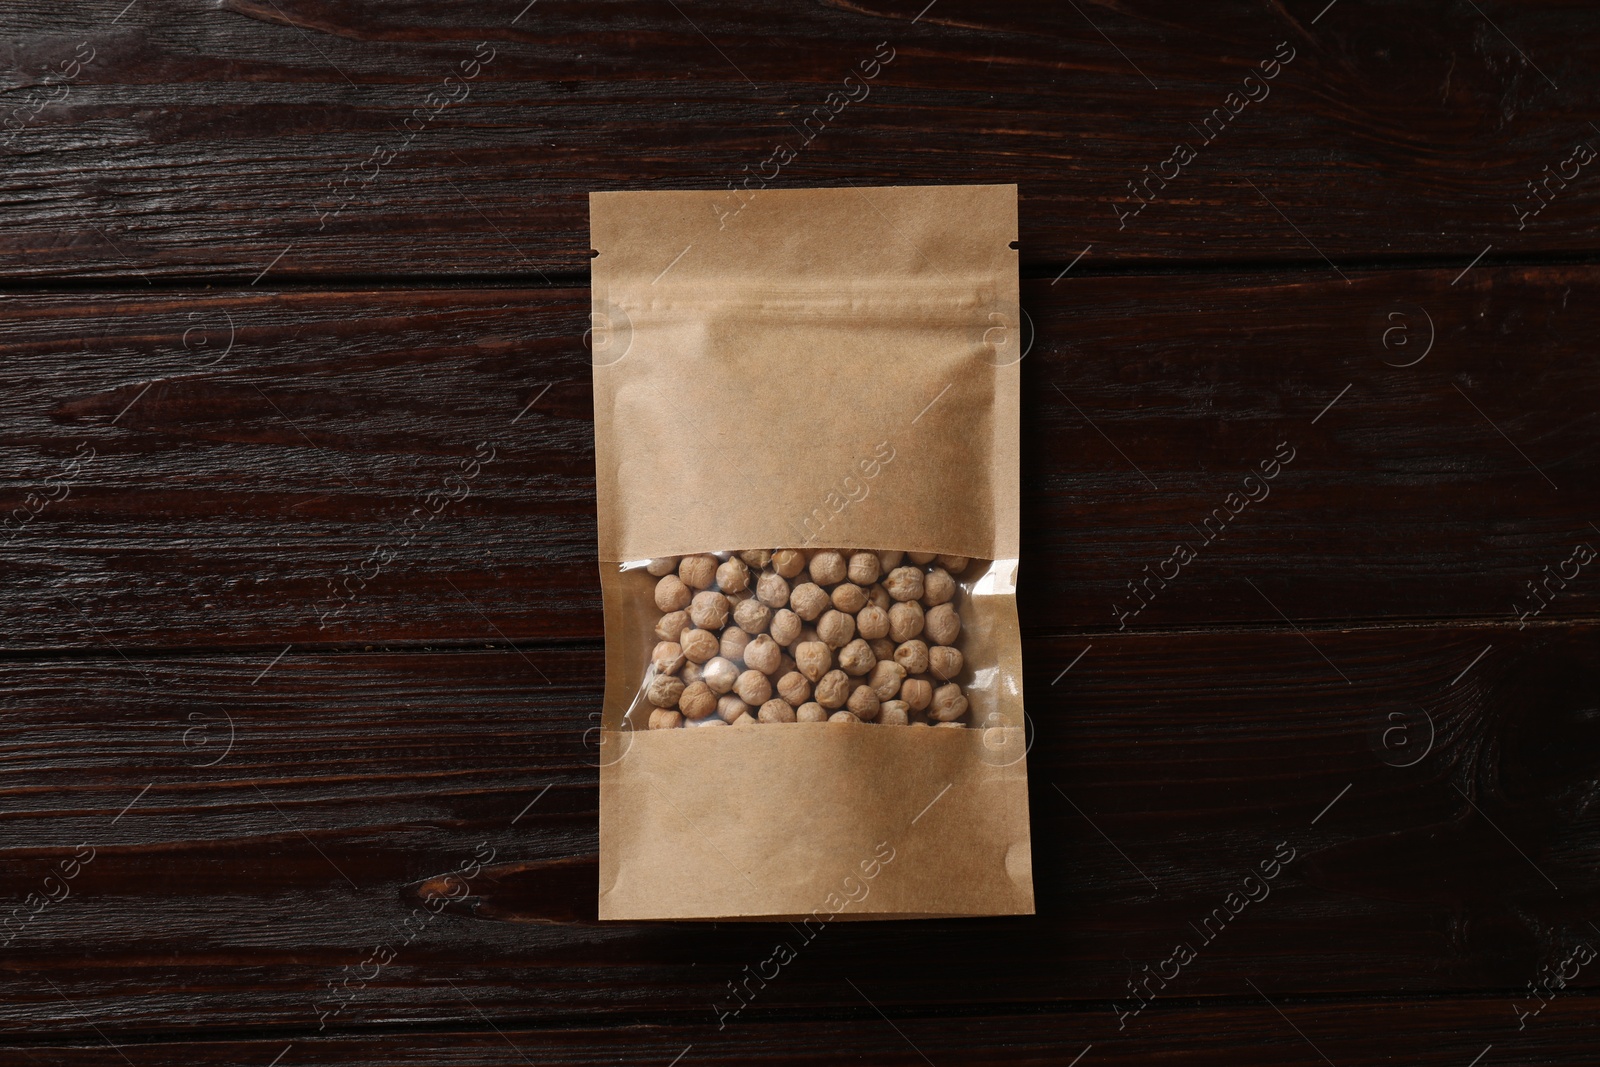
left=591, top=183, right=1033, bottom=920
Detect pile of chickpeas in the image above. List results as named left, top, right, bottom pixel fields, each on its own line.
left=644, top=549, right=972, bottom=728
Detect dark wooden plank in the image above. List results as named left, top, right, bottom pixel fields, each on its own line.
left=3, top=0, right=1599, bottom=278
left=2, top=622, right=1597, bottom=1034
left=3, top=996, right=1598, bottom=1066
left=3, top=267, right=1595, bottom=650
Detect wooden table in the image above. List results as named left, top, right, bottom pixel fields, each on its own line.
left=3, top=1, right=1597, bottom=1063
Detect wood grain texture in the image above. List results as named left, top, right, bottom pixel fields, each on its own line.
left=2, top=268, right=1594, bottom=650
left=2, top=0, right=1599, bottom=279
left=1, top=623, right=1595, bottom=1035
left=2, top=995, right=1598, bottom=1066
left=8, top=0, right=1598, bottom=1059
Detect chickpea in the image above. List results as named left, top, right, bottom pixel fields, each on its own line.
left=789, top=582, right=831, bottom=621
left=680, top=628, right=720, bottom=664
left=936, top=554, right=970, bottom=574
left=756, top=570, right=791, bottom=609
left=701, top=656, right=739, bottom=694
left=883, top=566, right=925, bottom=602
left=743, top=634, right=782, bottom=675
left=837, top=638, right=877, bottom=676
left=924, top=603, right=961, bottom=646
left=720, top=627, right=753, bottom=663
left=771, top=549, right=806, bottom=578
left=651, top=641, right=686, bottom=675
left=655, top=574, right=692, bottom=612
left=777, top=671, right=811, bottom=706
left=678, top=554, right=718, bottom=590
left=908, top=551, right=936, bottom=565
left=888, top=601, right=924, bottom=643
left=647, top=675, right=685, bottom=708
left=808, top=550, right=847, bottom=585
left=796, top=702, right=828, bottom=723
left=921, top=567, right=957, bottom=607
left=930, top=682, right=969, bottom=722
left=679, top=681, right=716, bottom=720
left=689, top=590, right=730, bottom=630
left=900, top=677, right=933, bottom=711
left=646, top=557, right=679, bottom=577
left=847, top=685, right=880, bottom=720
left=867, top=660, right=906, bottom=701
left=795, top=641, right=833, bottom=683
left=879, top=700, right=911, bottom=726
left=929, top=645, right=963, bottom=681
left=847, top=551, right=881, bottom=586
left=734, top=670, right=772, bottom=706
left=893, top=639, right=929, bottom=674
left=769, top=608, right=802, bottom=647
left=739, top=549, right=772, bottom=570
left=649, top=708, right=683, bottom=730
left=814, top=670, right=851, bottom=709
left=856, top=603, right=890, bottom=640
left=654, top=610, right=691, bottom=642
left=830, top=582, right=867, bottom=613
left=716, top=557, right=751, bottom=593
left=733, top=598, right=772, bottom=634
left=759, top=698, right=797, bottom=724
left=817, top=609, right=856, bottom=649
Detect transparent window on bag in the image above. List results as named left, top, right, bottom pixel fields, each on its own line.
left=617, top=548, right=1019, bottom=731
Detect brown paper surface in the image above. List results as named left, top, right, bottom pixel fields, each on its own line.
left=598, top=726, right=1033, bottom=920
left=591, top=184, right=1032, bottom=921
left=590, top=183, right=1020, bottom=563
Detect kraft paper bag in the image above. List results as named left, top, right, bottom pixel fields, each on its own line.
left=590, top=183, right=1033, bottom=920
